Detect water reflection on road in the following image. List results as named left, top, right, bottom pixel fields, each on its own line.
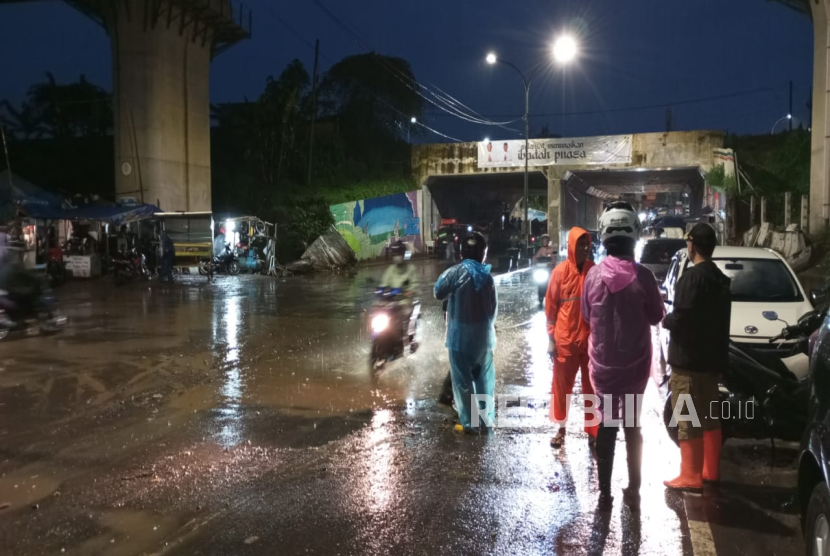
left=0, top=261, right=696, bottom=555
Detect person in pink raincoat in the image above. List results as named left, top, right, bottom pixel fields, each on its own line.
left=581, top=201, right=665, bottom=512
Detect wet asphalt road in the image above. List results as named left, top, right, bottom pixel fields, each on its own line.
left=0, top=260, right=804, bottom=555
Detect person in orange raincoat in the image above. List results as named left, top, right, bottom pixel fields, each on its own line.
left=546, top=227, right=597, bottom=448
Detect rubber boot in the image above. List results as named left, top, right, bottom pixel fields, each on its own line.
left=622, top=427, right=643, bottom=511
left=702, top=428, right=722, bottom=483
left=664, top=438, right=704, bottom=492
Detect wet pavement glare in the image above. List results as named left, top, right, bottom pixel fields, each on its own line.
left=0, top=260, right=799, bottom=555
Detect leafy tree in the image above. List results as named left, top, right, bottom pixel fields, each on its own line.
left=725, top=130, right=810, bottom=197
left=319, top=53, right=422, bottom=175
left=22, top=73, right=112, bottom=140
left=0, top=101, right=45, bottom=140
left=253, top=60, right=310, bottom=190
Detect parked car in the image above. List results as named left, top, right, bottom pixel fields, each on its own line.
left=797, top=311, right=830, bottom=555
left=659, top=246, right=814, bottom=364
left=638, top=238, right=687, bottom=282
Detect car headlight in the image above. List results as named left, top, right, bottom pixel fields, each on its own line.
left=371, top=314, right=390, bottom=333
left=533, top=269, right=550, bottom=284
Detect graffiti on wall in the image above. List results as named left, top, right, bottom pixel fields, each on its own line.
left=331, top=191, right=422, bottom=260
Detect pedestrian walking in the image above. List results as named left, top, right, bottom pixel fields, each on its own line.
left=581, top=201, right=665, bottom=511
left=663, top=223, right=730, bottom=492
left=434, top=232, right=498, bottom=433
left=159, top=230, right=175, bottom=283
left=546, top=227, right=598, bottom=448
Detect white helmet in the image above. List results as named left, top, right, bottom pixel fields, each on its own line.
left=599, top=201, right=641, bottom=244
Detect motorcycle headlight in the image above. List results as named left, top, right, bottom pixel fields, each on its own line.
left=371, top=314, right=390, bottom=333
left=533, top=269, right=550, bottom=284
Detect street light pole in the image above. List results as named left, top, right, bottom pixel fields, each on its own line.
left=486, top=36, right=576, bottom=259
left=490, top=57, right=534, bottom=253
left=771, top=114, right=792, bottom=135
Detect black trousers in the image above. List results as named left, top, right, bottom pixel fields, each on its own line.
left=595, top=420, right=643, bottom=496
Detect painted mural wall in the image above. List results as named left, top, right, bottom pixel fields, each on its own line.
left=331, top=191, right=422, bottom=260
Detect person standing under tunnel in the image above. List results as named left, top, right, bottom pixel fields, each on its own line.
left=434, top=232, right=498, bottom=433
left=582, top=202, right=665, bottom=511
left=546, top=227, right=597, bottom=448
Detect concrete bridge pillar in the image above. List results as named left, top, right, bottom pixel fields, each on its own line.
left=811, top=0, right=830, bottom=234
left=546, top=170, right=562, bottom=253
left=109, top=0, right=212, bottom=211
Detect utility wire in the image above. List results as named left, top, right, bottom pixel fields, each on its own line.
left=426, top=87, right=784, bottom=119
left=252, top=0, right=332, bottom=63
left=313, top=0, right=518, bottom=133
left=252, top=2, right=465, bottom=143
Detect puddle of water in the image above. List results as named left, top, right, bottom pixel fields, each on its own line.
left=0, top=463, right=68, bottom=509
left=75, top=509, right=182, bottom=556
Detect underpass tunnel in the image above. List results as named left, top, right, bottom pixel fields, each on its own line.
left=559, top=167, right=705, bottom=244
left=425, top=171, right=548, bottom=254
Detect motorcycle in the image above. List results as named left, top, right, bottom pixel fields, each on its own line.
left=368, top=287, right=420, bottom=370
left=663, top=306, right=827, bottom=445
left=112, top=248, right=151, bottom=286
left=200, top=244, right=240, bottom=280
left=533, top=256, right=554, bottom=306
left=0, top=281, right=67, bottom=341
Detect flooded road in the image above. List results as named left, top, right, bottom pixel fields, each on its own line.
left=0, top=261, right=802, bottom=555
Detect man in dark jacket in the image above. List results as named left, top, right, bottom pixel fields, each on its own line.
left=663, top=223, right=731, bottom=491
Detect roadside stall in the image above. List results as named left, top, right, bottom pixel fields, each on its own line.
left=0, top=170, right=68, bottom=270
left=215, top=215, right=276, bottom=274
left=155, top=212, right=214, bottom=274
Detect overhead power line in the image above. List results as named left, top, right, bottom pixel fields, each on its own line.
left=313, top=0, right=520, bottom=135
left=251, top=1, right=464, bottom=143
left=426, top=87, right=783, bottom=119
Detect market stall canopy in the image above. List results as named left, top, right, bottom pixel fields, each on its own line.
left=22, top=202, right=161, bottom=225
left=0, top=170, right=65, bottom=220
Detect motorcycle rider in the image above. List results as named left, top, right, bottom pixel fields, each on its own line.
left=534, top=234, right=557, bottom=261
left=663, top=223, right=731, bottom=492
left=581, top=201, right=665, bottom=511
left=379, top=240, right=418, bottom=337
left=546, top=227, right=597, bottom=448
left=434, top=232, right=498, bottom=433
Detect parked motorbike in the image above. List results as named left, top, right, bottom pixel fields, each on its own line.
left=533, top=256, right=554, bottom=306
left=112, top=248, right=151, bottom=286
left=201, top=244, right=240, bottom=280
left=0, top=281, right=67, bottom=341
left=663, top=305, right=827, bottom=445
left=368, top=287, right=420, bottom=370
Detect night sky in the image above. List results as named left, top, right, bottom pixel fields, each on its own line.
left=0, top=0, right=813, bottom=142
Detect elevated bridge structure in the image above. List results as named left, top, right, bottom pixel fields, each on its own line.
left=1, top=0, right=251, bottom=212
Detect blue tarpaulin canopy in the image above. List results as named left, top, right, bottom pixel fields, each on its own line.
left=0, top=170, right=65, bottom=220
left=0, top=170, right=159, bottom=225
left=22, top=203, right=160, bottom=225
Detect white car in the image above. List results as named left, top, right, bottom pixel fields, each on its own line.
left=660, top=246, right=814, bottom=374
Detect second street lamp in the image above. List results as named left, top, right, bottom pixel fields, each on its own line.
left=486, top=35, right=577, bottom=257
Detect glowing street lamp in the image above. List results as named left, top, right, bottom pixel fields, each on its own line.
left=771, top=114, right=792, bottom=135
left=552, top=35, right=577, bottom=63
left=484, top=35, right=578, bottom=254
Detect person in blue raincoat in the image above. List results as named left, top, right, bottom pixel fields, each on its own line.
left=434, top=232, right=498, bottom=433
